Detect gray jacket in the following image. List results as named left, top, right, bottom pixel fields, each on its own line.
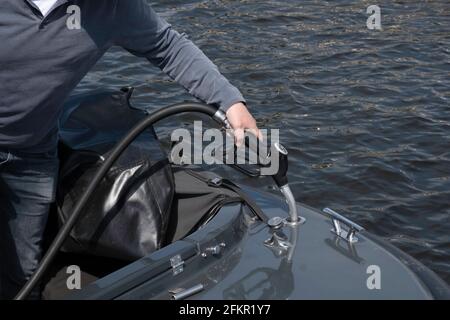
left=0, top=0, right=245, bottom=151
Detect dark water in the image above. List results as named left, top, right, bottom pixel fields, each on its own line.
left=76, top=1, right=450, bottom=283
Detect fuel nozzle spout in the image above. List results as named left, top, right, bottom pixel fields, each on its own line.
left=272, top=143, right=304, bottom=226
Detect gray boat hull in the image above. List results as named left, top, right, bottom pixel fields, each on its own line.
left=66, top=184, right=449, bottom=300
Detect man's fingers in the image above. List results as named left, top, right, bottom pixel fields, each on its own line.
left=225, top=102, right=264, bottom=145
left=233, top=126, right=263, bottom=148
left=234, top=128, right=245, bottom=147
left=248, top=127, right=263, bottom=142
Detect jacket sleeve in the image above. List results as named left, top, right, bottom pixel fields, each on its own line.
left=113, top=0, right=245, bottom=111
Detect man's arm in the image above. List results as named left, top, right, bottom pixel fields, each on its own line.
left=113, top=0, right=260, bottom=144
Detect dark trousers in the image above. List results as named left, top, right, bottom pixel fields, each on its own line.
left=0, top=148, right=58, bottom=300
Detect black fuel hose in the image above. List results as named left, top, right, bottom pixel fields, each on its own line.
left=15, top=102, right=220, bottom=300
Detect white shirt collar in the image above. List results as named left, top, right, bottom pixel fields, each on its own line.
left=27, top=0, right=67, bottom=17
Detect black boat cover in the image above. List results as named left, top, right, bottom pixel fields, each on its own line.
left=57, top=88, right=174, bottom=261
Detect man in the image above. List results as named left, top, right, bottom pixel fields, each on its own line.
left=0, top=0, right=260, bottom=299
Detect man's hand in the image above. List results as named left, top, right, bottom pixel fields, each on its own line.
left=226, top=102, right=262, bottom=147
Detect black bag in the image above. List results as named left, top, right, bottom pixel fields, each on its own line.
left=57, top=87, right=174, bottom=261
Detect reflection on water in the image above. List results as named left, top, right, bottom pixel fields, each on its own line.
left=76, top=1, right=450, bottom=283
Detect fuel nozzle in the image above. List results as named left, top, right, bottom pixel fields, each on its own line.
left=271, top=143, right=304, bottom=226
left=272, top=142, right=289, bottom=188
left=213, top=110, right=303, bottom=226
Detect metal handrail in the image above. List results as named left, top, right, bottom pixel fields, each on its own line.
left=323, top=208, right=364, bottom=243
